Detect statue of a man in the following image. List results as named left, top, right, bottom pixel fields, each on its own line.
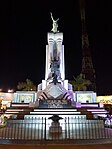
left=50, top=12, right=59, bottom=33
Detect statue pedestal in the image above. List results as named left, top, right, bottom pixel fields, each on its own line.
left=49, top=122, right=62, bottom=133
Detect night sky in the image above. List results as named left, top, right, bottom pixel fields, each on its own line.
left=0, top=0, right=112, bottom=95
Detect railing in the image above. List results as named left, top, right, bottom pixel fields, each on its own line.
left=0, top=117, right=112, bottom=140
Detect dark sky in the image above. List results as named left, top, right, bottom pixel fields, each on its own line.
left=0, top=0, right=112, bottom=95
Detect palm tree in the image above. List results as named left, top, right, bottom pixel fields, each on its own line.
left=69, top=73, right=91, bottom=91
left=17, top=79, right=37, bottom=91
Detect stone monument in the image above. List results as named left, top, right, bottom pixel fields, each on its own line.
left=37, top=13, right=74, bottom=107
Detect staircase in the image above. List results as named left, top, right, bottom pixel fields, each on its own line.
left=3, top=102, right=108, bottom=120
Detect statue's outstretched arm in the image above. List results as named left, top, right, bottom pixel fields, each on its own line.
left=50, top=12, right=59, bottom=22
left=50, top=12, right=54, bottom=21
left=56, top=18, right=59, bottom=22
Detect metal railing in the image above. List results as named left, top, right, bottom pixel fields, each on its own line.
left=0, top=117, right=112, bottom=140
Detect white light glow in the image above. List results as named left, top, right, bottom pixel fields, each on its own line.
left=8, top=89, right=13, bottom=93
left=34, top=109, right=77, bottom=112
left=30, top=111, right=81, bottom=115
left=87, top=109, right=106, bottom=112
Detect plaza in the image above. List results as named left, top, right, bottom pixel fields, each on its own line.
left=0, top=1, right=112, bottom=148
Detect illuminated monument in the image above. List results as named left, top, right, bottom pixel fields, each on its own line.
left=1, top=7, right=111, bottom=142
left=12, top=12, right=96, bottom=106
left=44, top=12, right=67, bottom=88
left=37, top=13, right=74, bottom=108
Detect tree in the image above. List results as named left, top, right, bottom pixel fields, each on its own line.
left=17, top=79, right=37, bottom=91
left=69, top=73, right=91, bottom=91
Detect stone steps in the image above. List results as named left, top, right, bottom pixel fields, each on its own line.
left=3, top=102, right=108, bottom=121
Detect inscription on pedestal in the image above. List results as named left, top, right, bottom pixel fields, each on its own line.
left=39, top=99, right=71, bottom=108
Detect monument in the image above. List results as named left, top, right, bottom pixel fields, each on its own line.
left=9, top=13, right=97, bottom=109
left=1, top=12, right=110, bottom=141
left=37, top=13, right=74, bottom=108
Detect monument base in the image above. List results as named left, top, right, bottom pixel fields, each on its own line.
left=49, top=122, right=62, bottom=133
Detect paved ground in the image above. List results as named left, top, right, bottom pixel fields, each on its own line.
left=0, top=138, right=112, bottom=144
